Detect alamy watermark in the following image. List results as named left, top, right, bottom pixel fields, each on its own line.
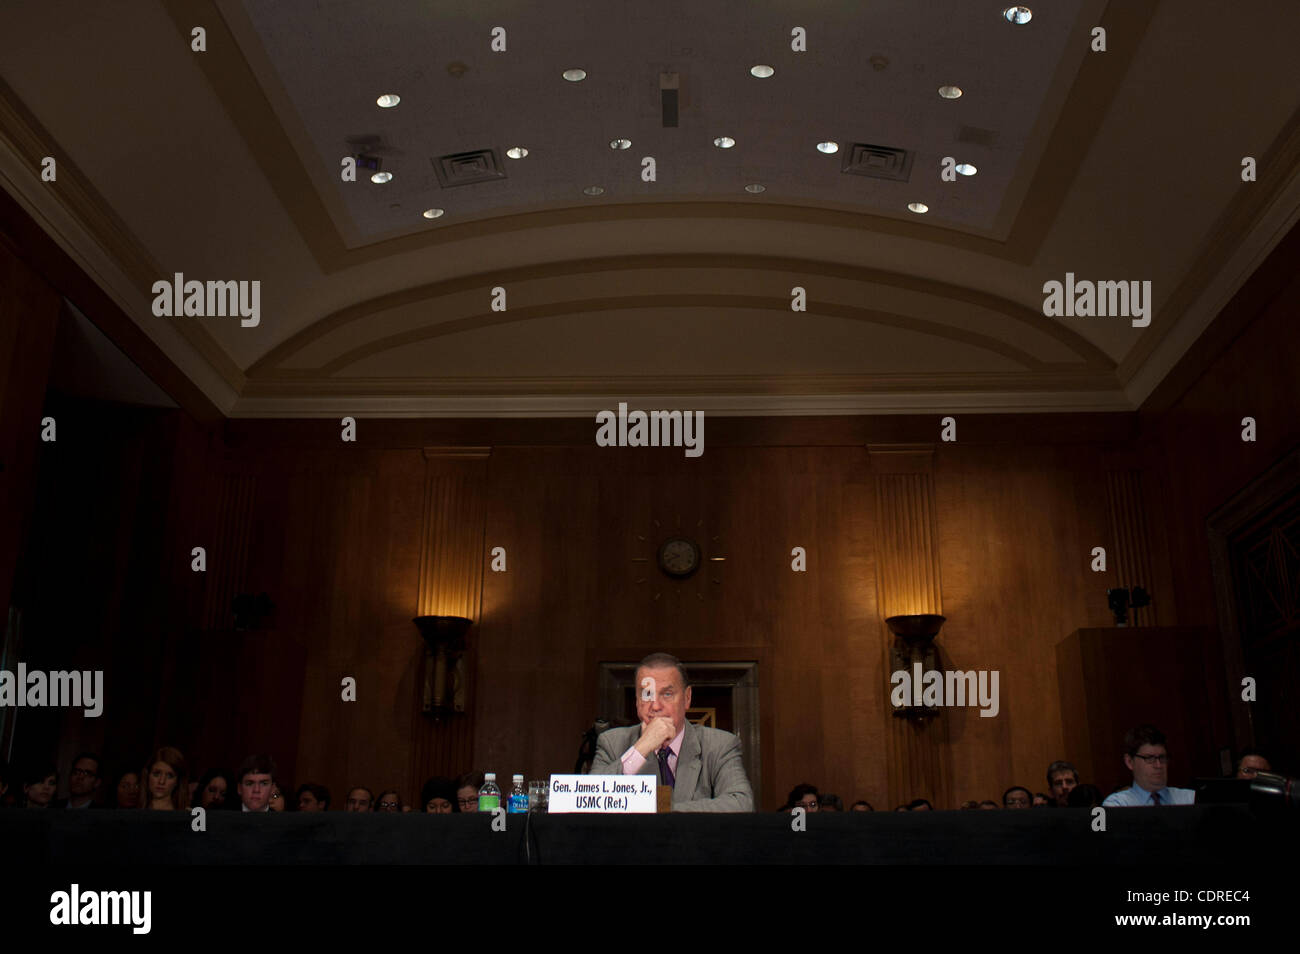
left=0, top=665, right=102, bottom=717
left=595, top=402, right=704, bottom=457
left=49, top=884, right=150, bottom=934
left=890, top=663, right=1000, bottom=717
left=151, top=272, right=260, bottom=327
left=1042, top=272, right=1151, bottom=327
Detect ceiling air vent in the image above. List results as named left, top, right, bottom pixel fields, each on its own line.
left=841, top=142, right=914, bottom=181
left=432, top=149, right=507, bottom=187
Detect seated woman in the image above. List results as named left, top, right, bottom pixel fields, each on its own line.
left=194, top=768, right=234, bottom=811
left=268, top=780, right=289, bottom=812
left=373, top=789, right=403, bottom=812
left=113, top=770, right=141, bottom=809
left=421, top=776, right=459, bottom=813
left=140, top=747, right=189, bottom=811
left=22, top=763, right=58, bottom=808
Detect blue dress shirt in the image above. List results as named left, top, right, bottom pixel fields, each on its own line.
left=1101, top=782, right=1195, bottom=807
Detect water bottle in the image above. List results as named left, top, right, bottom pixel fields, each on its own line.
left=508, top=774, right=528, bottom=814
left=477, top=773, right=501, bottom=812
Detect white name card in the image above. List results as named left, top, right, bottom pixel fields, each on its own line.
left=548, top=774, right=658, bottom=813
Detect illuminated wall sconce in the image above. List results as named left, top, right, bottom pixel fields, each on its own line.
left=886, top=614, right=947, bottom=721
left=413, top=615, right=471, bottom=717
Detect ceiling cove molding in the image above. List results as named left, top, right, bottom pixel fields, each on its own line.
left=229, top=387, right=1134, bottom=420
left=247, top=254, right=1116, bottom=376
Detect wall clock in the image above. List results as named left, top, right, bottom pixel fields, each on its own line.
left=657, top=536, right=701, bottom=578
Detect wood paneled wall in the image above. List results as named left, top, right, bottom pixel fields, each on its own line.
left=17, top=403, right=1253, bottom=810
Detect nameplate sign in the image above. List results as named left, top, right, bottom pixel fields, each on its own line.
left=548, top=774, right=658, bottom=813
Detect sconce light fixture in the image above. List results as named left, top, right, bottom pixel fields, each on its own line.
left=886, top=614, right=947, bottom=721
left=413, top=615, right=471, bottom=716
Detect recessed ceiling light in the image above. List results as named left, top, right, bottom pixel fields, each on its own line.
left=713, top=136, right=735, bottom=149
left=1003, top=6, right=1032, bottom=24
left=583, top=185, right=604, bottom=196
left=907, top=202, right=929, bottom=214
left=744, top=183, right=766, bottom=194
left=955, top=163, right=977, bottom=176
left=371, top=171, right=392, bottom=184
left=376, top=93, right=400, bottom=108
left=938, top=85, right=963, bottom=99
left=750, top=65, right=774, bottom=78
left=563, top=68, right=587, bottom=82
left=816, top=141, right=839, bottom=154
left=422, top=208, right=444, bottom=219
left=506, top=146, right=528, bottom=159
left=610, top=138, right=632, bottom=150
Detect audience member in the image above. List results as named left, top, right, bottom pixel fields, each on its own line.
left=978, top=800, right=998, bottom=810
left=113, top=771, right=140, bottom=809
left=22, top=763, right=57, bottom=808
left=455, top=773, right=484, bottom=813
left=819, top=793, right=843, bottom=811
left=296, top=783, right=330, bottom=811
left=421, top=776, right=458, bottom=813
left=1067, top=784, right=1103, bottom=808
left=63, top=752, right=102, bottom=809
left=1046, top=760, right=1079, bottom=807
left=269, top=781, right=288, bottom=812
left=1032, top=792, right=1050, bottom=807
left=907, top=798, right=932, bottom=811
left=893, top=804, right=909, bottom=812
left=1002, top=786, right=1032, bottom=809
left=374, top=789, right=403, bottom=812
left=783, top=783, right=820, bottom=812
left=959, top=800, right=979, bottom=810
left=1101, top=724, right=1194, bottom=806
left=195, top=768, right=234, bottom=811
left=344, top=786, right=373, bottom=812
left=1235, top=750, right=1272, bottom=779
left=141, top=747, right=189, bottom=811
left=235, top=755, right=276, bottom=813
left=850, top=800, right=874, bottom=812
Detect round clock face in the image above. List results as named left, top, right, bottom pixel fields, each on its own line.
left=657, top=537, right=701, bottom=578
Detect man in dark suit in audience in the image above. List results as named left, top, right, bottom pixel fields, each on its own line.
left=589, top=652, right=753, bottom=812
left=61, top=752, right=102, bottom=809
left=235, top=755, right=276, bottom=812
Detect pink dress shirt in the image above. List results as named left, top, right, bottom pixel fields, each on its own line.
left=619, top=723, right=685, bottom=779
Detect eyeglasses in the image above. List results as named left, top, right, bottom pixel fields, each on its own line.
left=1134, top=753, right=1170, bottom=765
left=377, top=801, right=400, bottom=810
left=457, top=798, right=478, bottom=809
left=71, top=768, right=97, bottom=778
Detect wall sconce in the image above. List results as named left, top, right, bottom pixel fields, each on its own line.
left=886, top=614, right=947, bottom=721
left=413, top=615, right=471, bottom=717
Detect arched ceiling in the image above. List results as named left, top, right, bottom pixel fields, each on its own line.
left=1, top=0, right=1298, bottom=417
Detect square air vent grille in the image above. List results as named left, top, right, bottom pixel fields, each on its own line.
left=841, top=142, right=914, bottom=181
left=432, top=149, right=507, bottom=187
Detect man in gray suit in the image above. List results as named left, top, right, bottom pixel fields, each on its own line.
left=589, top=653, right=753, bottom=812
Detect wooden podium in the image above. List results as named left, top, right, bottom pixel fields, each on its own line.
left=1056, top=626, right=1222, bottom=797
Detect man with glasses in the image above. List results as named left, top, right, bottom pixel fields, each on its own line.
left=1235, top=750, right=1272, bottom=779
left=1102, top=724, right=1194, bottom=806
left=62, top=752, right=102, bottom=809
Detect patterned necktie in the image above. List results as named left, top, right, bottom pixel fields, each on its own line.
left=1151, top=791, right=1162, bottom=806
left=657, top=745, right=675, bottom=787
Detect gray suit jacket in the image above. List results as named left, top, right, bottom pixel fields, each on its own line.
left=588, top=722, right=754, bottom=812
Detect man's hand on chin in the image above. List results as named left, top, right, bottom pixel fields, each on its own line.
left=634, top=717, right=677, bottom=758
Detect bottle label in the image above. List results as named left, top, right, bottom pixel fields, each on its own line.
left=477, top=795, right=500, bottom=812
left=508, top=793, right=528, bottom=813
